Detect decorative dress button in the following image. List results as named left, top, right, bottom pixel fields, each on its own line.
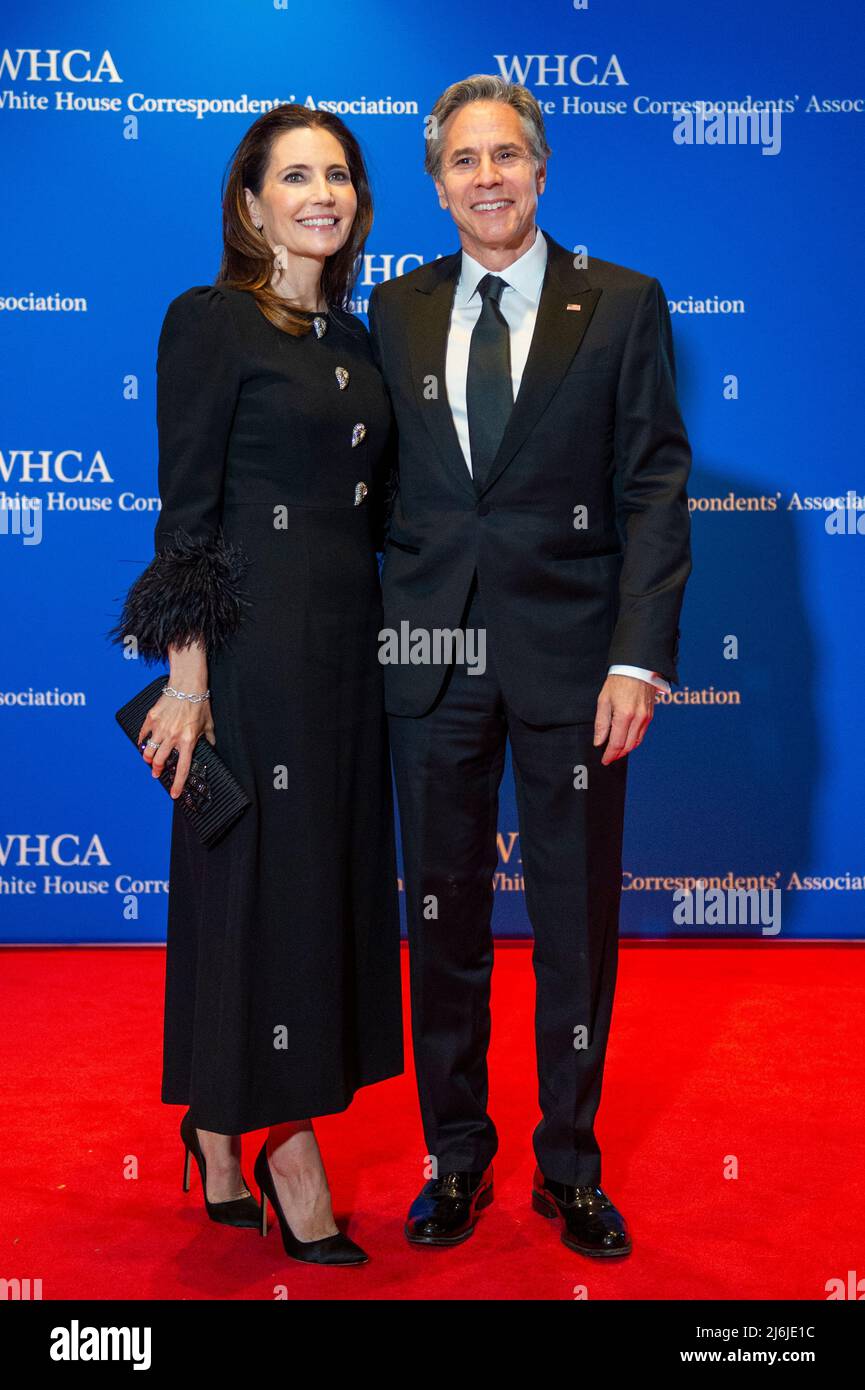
left=312, top=315, right=327, bottom=338
left=335, top=366, right=349, bottom=390
left=351, top=422, right=366, bottom=447
left=354, top=482, right=368, bottom=507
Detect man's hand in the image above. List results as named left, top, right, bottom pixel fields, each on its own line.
left=593, top=674, right=659, bottom=765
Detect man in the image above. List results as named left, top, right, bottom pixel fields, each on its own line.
left=367, top=74, right=692, bottom=1258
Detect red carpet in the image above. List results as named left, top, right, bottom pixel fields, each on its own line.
left=2, top=942, right=862, bottom=1301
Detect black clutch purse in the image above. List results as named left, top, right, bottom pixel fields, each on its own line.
left=115, top=674, right=250, bottom=848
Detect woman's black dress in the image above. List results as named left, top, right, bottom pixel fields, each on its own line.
left=115, top=285, right=403, bottom=1134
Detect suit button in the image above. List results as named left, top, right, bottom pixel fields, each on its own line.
left=477, top=502, right=491, bottom=517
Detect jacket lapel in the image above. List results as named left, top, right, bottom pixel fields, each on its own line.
left=407, top=250, right=476, bottom=499
left=477, top=230, right=601, bottom=498
left=406, top=228, right=603, bottom=501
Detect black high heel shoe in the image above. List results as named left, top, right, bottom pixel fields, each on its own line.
left=180, top=1110, right=261, bottom=1228
left=253, top=1141, right=368, bottom=1265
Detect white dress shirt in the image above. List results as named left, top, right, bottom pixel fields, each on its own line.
left=444, top=225, right=671, bottom=694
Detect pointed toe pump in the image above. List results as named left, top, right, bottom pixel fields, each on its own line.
left=254, top=1142, right=368, bottom=1266
left=180, top=1110, right=262, bottom=1228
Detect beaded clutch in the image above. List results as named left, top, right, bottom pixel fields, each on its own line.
left=115, top=675, right=250, bottom=848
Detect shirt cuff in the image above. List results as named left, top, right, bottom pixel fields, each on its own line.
left=608, top=664, right=671, bottom=694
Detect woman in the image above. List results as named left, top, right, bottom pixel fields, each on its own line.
left=110, top=106, right=403, bottom=1266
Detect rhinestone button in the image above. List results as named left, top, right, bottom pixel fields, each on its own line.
left=351, top=422, right=366, bottom=448
left=312, top=315, right=327, bottom=338
left=335, top=366, right=349, bottom=390
left=354, top=482, right=368, bottom=507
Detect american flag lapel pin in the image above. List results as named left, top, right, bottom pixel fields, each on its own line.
left=566, top=303, right=582, bottom=311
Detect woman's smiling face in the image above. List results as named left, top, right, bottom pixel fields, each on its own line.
left=245, top=126, right=358, bottom=260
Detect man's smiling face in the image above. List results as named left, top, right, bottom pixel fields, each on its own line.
left=433, top=99, right=546, bottom=261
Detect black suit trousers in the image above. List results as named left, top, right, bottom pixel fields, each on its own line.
left=388, top=577, right=629, bottom=1186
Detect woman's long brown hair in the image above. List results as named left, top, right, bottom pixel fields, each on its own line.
left=218, top=105, right=373, bottom=337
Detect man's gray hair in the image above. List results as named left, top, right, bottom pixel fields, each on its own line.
left=425, top=74, right=552, bottom=180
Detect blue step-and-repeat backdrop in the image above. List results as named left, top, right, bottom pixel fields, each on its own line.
left=1, top=0, right=863, bottom=942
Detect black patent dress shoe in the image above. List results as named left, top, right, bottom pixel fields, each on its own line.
left=532, top=1167, right=632, bottom=1257
left=405, top=1166, right=494, bottom=1246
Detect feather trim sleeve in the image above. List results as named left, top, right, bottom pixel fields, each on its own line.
left=107, top=524, right=251, bottom=664
left=106, top=285, right=251, bottom=664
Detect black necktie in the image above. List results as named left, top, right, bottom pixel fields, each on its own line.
left=465, top=272, right=513, bottom=492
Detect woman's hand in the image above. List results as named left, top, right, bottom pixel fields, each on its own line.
left=137, top=692, right=216, bottom=798
left=136, top=642, right=214, bottom=799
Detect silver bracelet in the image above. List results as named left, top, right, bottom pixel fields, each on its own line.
left=162, top=685, right=211, bottom=704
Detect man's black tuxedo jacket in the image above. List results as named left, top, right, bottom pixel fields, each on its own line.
left=367, top=227, right=692, bottom=724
